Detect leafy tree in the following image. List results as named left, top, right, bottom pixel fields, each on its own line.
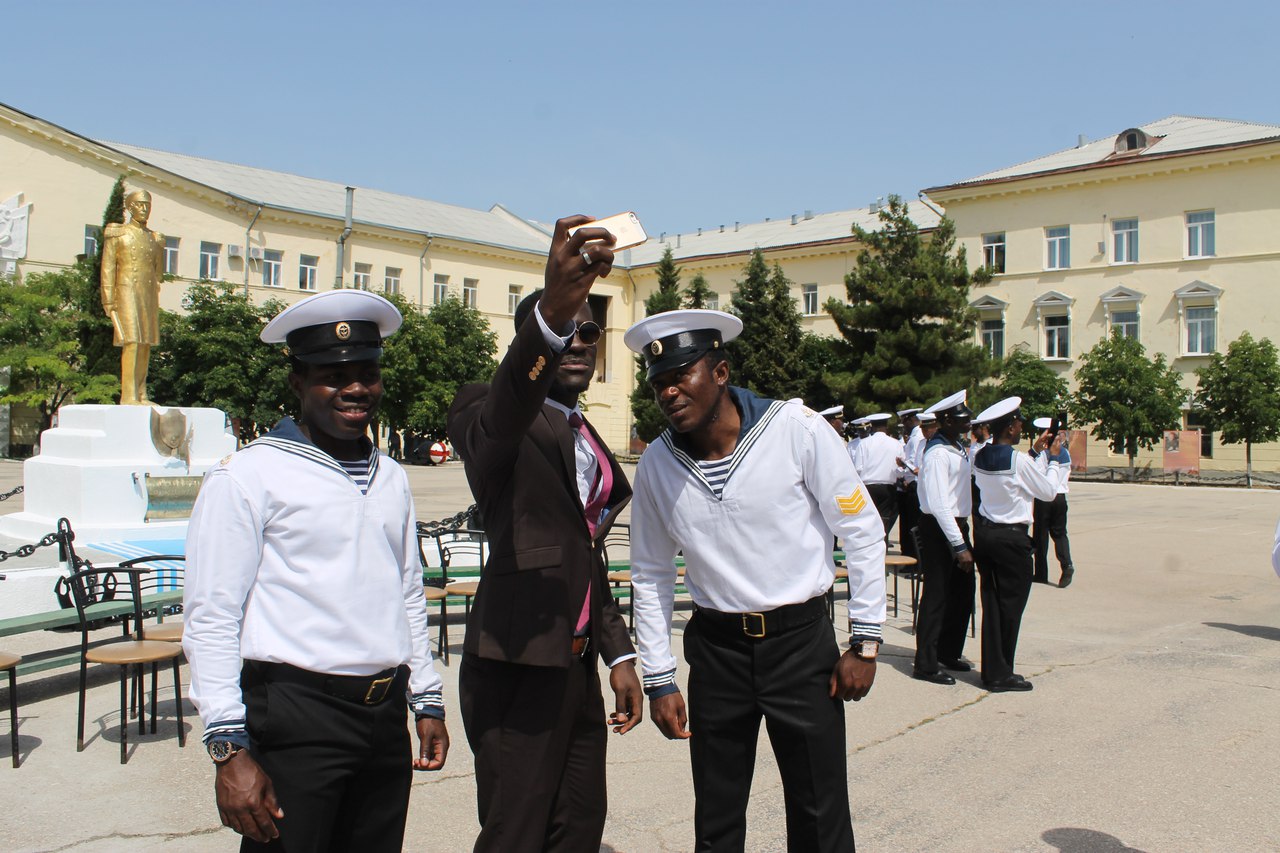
left=1072, top=331, right=1188, bottom=478
left=1194, top=331, right=1280, bottom=486
left=998, top=346, right=1069, bottom=425
left=149, top=282, right=290, bottom=439
left=683, top=272, right=715, bottom=309
left=0, top=263, right=118, bottom=431
left=726, top=249, right=806, bottom=399
left=825, top=194, right=994, bottom=415
left=630, top=246, right=686, bottom=441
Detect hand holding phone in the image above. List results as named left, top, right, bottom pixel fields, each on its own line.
left=569, top=212, right=648, bottom=252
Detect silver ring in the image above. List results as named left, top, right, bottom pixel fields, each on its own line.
left=581, top=250, right=592, bottom=266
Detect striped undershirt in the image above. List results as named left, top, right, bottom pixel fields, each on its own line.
left=336, top=457, right=371, bottom=495
left=694, top=456, right=733, bottom=499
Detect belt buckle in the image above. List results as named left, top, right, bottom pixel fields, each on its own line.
left=364, top=674, right=394, bottom=705
left=742, top=612, right=766, bottom=638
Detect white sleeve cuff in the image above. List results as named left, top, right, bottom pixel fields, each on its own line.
left=534, top=302, right=574, bottom=353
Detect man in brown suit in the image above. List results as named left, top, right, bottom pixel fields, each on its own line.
left=100, top=188, right=165, bottom=405
left=447, top=215, right=643, bottom=853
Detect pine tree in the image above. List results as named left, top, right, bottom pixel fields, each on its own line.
left=826, top=195, right=994, bottom=415
left=683, top=272, right=715, bottom=309
left=725, top=249, right=806, bottom=399
left=630, top=246, right=684, bottom=441
left=1194, top=331, right=1280, bottom=486
left=79, top=177, right=128, bottom=381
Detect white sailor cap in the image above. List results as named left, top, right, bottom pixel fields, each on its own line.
left=1032, top=416, right=1053, bottom=430
left=624, top=309, right=743, bottom=379
left=818, top=404, right=844, bottom=418
left=896, top=408, right=922, bottom=418
left=262, top=290, right=403, bottom=364
left=851, top=416, right=869, bottom=426
left=974, top=396, right=1022, bottom=426
left=925, top=390, right=973, bottom=420
left=865, top=413, right=892, bottom=424
left=918, top=412, right=937, bottom=423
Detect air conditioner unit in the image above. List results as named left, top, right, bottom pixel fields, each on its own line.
left=227, top=244, right=244, bottom=258
left=248, top=247, right=264, bottom=260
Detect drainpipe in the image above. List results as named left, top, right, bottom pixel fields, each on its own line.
left=916, top=190, right=944, bottom=219
left=418, top=237, right=432, bottom=310
left=243, top=204, right=262, bottom=297
left=335, top=186, right=354, bottom=289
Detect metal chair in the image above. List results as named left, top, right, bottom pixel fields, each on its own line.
left=0, top=574, right=18, bottom=767
left=120, top=555, right=186, bottom=643
left=59, top=565, right=186, bottom=764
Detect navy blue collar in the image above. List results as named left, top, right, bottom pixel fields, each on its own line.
left=666, top=386, right=776, bottom=457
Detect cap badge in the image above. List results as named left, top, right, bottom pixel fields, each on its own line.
left=335, top=322, right=352, bottom=341
left=650, top=340, right=664, bottom=356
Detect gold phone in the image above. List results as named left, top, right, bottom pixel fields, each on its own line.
left=570, top=212, right=648, bottom=251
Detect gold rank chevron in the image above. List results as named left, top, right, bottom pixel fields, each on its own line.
left=835, top=488, right=868, bottom=515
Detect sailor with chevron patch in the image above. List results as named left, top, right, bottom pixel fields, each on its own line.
left=624, top=309, right=887, bottom=853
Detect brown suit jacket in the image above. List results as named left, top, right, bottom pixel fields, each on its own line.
left=447, top=316, right=634, bottom=669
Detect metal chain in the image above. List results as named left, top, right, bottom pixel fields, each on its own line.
left=0, top=529, right=63, bottom=564
left=416, top=505, right=478, bottom=537
left=0, top=485, right=23, bottom=502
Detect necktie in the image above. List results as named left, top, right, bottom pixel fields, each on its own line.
left=568, top=412, right=613, bottom=635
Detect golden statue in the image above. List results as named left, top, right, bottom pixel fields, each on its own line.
left=100, top=189, right=165, bottom=405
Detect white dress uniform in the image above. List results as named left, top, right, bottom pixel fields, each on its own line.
left=852, top=426, right=903, bottom=543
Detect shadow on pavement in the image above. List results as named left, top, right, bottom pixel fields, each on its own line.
left=1043, top=827, right=1149, bottom=852
left=1203, top=622, right=1280, bottom=642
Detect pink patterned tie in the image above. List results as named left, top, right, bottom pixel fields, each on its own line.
left=569, top=412, right=613, bottom=634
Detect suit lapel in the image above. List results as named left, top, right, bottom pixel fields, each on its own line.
left=542, top=406, right=585, bottom=513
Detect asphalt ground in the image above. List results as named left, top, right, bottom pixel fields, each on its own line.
left=0, top=459, right=1277, bottom=852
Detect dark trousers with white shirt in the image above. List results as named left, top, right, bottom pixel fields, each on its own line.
left=684, top=606, right=855, bottom=853
left=914, top=514, right=975, bottom=674
left=864, top=483, right=899, bottom=547
left=898, top=481, right=920, bottom=559
left=973, top=520, right=1034, bottom=683
left=1033, top=494, right=1072, bottom=581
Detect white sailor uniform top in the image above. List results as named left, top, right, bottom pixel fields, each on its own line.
left=183, top=418, right=445, bottom=747
left=630, top=390, right=887, bottom=697
left=917, top=433, right=973, bottom=553
left=853, top=430, right=904, bottom=485
left=971, top=442, right=1070, bottom=526
left=901, top=425, right=925, bottom=483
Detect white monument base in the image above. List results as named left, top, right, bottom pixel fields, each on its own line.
left=0, top=404, right=237, bottom=545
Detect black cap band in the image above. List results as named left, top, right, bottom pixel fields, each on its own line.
left=286, top=320, right=383, bottom=364
left=643, top=329, right=724, bottom=379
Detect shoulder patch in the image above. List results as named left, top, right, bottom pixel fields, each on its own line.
left=800, top=406, right=816, bottom=418
left=219, top=454, right=233, bottom=465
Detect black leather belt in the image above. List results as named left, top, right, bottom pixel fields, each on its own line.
left=571, top=636, right=590, bottom=658
left=248, top=661, right=406, bottom=706
left=694, top=594, right=826, bottom=639
left=977, top=517, right=1029, bottom=531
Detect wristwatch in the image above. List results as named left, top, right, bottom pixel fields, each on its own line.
left=207, top=740, right=244, bottom=764
left=850, top=639, right=880, bottom=661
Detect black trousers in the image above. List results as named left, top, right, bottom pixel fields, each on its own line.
left=973, top=521, right=1034, bottom=683
left=864, top=483, right=899, bottom=547
left=1033, top=494, right=1073, bottom=581
left=240, top=663, right=412, bottom=853
left=684, top=610, right=855, bottom=853
left=898, top=482, right=920, bottom=559
left=914, top=514, right=975, bottom=673
left=459, top=652, right=607, bottom=853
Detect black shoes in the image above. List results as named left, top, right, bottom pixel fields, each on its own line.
left=983, top=675, right=1033, bottom=692
left=1059, top=566, right=1075, bottom=588
left=939, top=658, right=972, bottom=672
left=912, top=669, right=956, bottom=685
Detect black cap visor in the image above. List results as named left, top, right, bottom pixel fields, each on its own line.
left=643, top=330, right=723, bottom=380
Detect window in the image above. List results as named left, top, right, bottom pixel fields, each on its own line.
left=1044, top=315, right=1069, bottom=359
left=384, top=267, right=401, bottom=295
left=199, top=241, right=220, bottom=280
left=801, top=283, right=818, bottom=316
left=1045, top=226, right=1070, bottom=270
left=1185, top=306, right=1216, bottom=354
left=1185, top=412, right=1213, bottom=458
left=164, top=237, right=180, bottom=275
left=1112, top=218, right=1138, bottom=263
left=299, top=254, right=318, bottom=291
left=261, top=250, right=283, bottom=287
left=1187, top=210, right=1215, bottom=258
left=1111, top=309, right=1139, bottom=339
left=508, top=284, right=522, bottom=315
left=353, top=263, right=372, bottom=291
left=981, top=318, right=1004, bottom=359
left=706, top=293, right=719, bottom=311
left=433, top=274, right=449, bottom=305
left=982, top=232, right=1006, bottom=273
left=463, top=278, right=478, bottom=309
left=84, top=225, right=101, bottom=257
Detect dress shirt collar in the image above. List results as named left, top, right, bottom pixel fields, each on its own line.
left=543, top=398, right=583, bottom=423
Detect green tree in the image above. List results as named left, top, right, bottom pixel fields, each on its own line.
left=149, top=282, right=290, bottom=438
left=998, top=346, right=1069, bottom=425
left=1194, top=331, right=1280, bottom=486
left=630, top=246, right=685, bottom=441
left=81, top=176, right=127, bottom=379
left=1072, top=331, right=1189, bottom=478
left=0, top=264, right=118, bottom=430
left=726, top=249, right=806, bottom=399
left=825, top=194, right=994, bottom=415
left=682, top=272, right=715, bottom=309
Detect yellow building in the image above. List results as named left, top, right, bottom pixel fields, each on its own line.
left=925, top=115, right=1280, bottom=472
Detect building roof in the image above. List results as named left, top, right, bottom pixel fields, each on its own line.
left=102, top=142, right=554, bottom=255
left=926, top=115, right=1280, bottom=194
left=624, top=202, right=942, bottom=267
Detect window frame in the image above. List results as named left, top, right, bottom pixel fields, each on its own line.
left=801, top=283, right=819, bottom=316
left=164, top=236, right=180, bottom=276
left=1186, top=210, right=1216, bottom=258
left=1184, top=306, right=1216, bottom=355
left=353, top=262, right=372, bottom=291
left=1032, top=291, right=1074, bottom=361
left=981, top=232, right=1006, bottom=274
left=83, top=225, right=101, bottom=257
left=384, top=267, right=401, bottom=295
left=1045, top=226, right=1070, bottom=270
left=462, top=278, right=479, bottom=309
left=432, top=274, right=449, bottom=306
left=298, top=254, right=319, bottom=291
left=261, top=249, right=283, bottom=287
left=981, top=318, right=1005, bottom=359
left=1111, top=218, right=1139, bottom=264
left=507, top=284, right=522, bottom=315
left=199, top=241, right=221, bottom=280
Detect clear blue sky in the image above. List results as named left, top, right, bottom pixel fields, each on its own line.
left=7, top=1, right=1275, bottom=236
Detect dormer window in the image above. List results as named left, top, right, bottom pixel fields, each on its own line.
left=1113, top=128, right=1152, bottom=156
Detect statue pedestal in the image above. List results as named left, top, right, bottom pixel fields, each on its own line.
left=0, top=404, right=237, bottom=545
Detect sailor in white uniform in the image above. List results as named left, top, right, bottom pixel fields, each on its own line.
left=184, top=290, right=448, bottom=849
left=853, top=413, right=904, bottom=545
left=624, top=310, right=886, bottom=853
left=819, top=403, right=846, bottom=437
left=912, top=392, right=977, bottom=684
left=846, top=416, right=869, bottom=462
left=1030, top=415, right=1076, bottom=588
left=970, top=396, right=1069, bottom=692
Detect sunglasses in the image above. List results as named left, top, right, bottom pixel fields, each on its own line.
left=572, top=320, right=602, bottom=346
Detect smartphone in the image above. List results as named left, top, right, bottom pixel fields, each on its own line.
left=1048, top=409, right=1068, bottom=438
left=569, top=212, right=648, bottom=251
